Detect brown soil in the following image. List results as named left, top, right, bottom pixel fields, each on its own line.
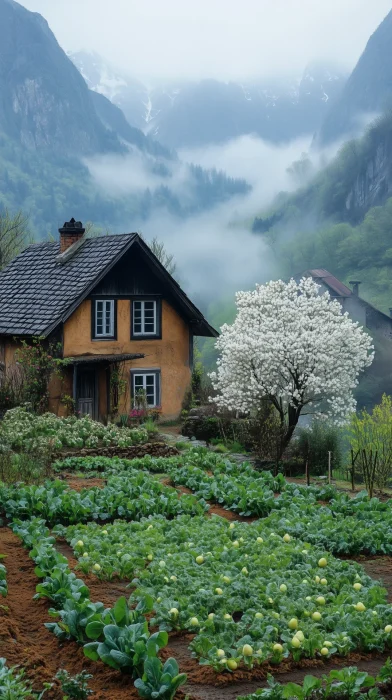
left=158, top=425, right=182, bottom=437
left=0, top=527, right=146, bottom=700
left=3, top=524, right=392, bottom=700
left=55, top=539, right=130, bottom=606
left=162, top=634, right=392, bottom=699
left=180, top=652, right=392, bottom=700
left=355, top=556, right=392, bottom=603
left=207, top=502, right=257, bottom=523
left=64, top=476, right=106, bottom=491
left=4, top=448, right=392, bottom=700
left=162, top=476, right=256, bottom=523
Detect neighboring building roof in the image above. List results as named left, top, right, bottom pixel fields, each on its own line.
left=0, top=233, right=218, bottom=338
left=304, top=269, right=352, bottom=297
left=303, top=268, right=392, bottom=323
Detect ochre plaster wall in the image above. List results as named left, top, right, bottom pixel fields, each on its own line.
left=63, top=299, right=191, bottom=420
left=3, top=337, right=18, bottom=366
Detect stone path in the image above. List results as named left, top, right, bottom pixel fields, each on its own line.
left=159, top=431, right=257, bottom=466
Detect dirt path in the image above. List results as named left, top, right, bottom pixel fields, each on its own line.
left=4, top=457, right=392, bottom=699
left=2, top=527, right=392, bottom=700
left=64, top=475, right=106, bottom=491
left=0, top=526, right=148, bottom=700
left=55, top=539, right=130, bottom=606
left=181, top=653, right=392, bottom=700
left=359, top=557, right=392, bottom=603
left=163, top=634, right=392, bottom=700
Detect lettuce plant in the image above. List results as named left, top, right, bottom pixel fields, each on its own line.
left=134, top=657, right=187, bottom=699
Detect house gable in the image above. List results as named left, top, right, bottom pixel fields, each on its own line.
left=0, top=231, right=217, bottom=339
left=89, top=243, right=209, bottom=334
left=300, top=268, right=392, bottom=340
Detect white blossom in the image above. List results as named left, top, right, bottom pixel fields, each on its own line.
left=210, top=277, right=374, bottom=434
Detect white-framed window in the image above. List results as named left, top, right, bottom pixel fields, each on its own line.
left=95, top=299, right=115, bottom=338
left=132, top=370, right=160, bottom=407
left=132, top=300, right=157, bottom=336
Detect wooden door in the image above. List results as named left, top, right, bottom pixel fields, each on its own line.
left=77, top=368, right=96, bottom=419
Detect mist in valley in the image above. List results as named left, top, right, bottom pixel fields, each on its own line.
left=13, top=0, right=392, bottom=345
left=85, top=132, right=346, bottom=311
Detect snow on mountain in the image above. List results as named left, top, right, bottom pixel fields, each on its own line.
left=69, top=51, right=347, bottom=149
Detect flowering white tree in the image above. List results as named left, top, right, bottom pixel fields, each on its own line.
left=211, top=277, right=374, bottom=457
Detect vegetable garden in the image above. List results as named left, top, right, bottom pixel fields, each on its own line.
left=2, top=445, right=392, bottom=699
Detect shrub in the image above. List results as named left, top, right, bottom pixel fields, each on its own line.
left=0, top=445, right=52, bottom=484
left=296, top=420, right=343, bottom=476
left=350, top=394, right=392, bottom=493
left=247, top=402, right=285, bottom=474
left=141, top=418, right=159, bottom=435
left=15, top=337, right=68, bottom=414
left=212, top=443, right=229, bottom=453
left=175, top=441, right=192, bottom=451
left=182, top=415, right=222, bottom=442
left=0, top=364, right=25, bottom=412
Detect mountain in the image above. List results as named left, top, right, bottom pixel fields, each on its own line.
left=70, top=50, right=148, bottom=129
left=0, top=0, right=250, bottom=235
left=70, top=51, right=347, bottom=149
left=253, top=110, right=392, bottom=238
left=0, top=0, right=120, bottom=154
left=317, top=10, right=392, bottom=146
left=89, top=91, right=173, bottom=160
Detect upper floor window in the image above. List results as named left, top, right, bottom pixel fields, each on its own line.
left=94, top=299, right=116, bottom=339
left=132, top=299, right=161, bottom=339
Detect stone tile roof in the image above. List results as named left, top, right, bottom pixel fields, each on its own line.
left=0, top=234, right=137, bottom=336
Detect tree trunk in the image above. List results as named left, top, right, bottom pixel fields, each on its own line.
left=276, top=403, right=302, bottom=461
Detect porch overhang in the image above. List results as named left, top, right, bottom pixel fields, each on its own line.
left=67, top=353, right=145, bottom=364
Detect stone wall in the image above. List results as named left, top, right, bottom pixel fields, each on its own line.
left=58, top=441, right=179, bottom=460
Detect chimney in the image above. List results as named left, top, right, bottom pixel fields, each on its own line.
left=349, top=280, right=361, bottom=296
left=59, top=218, right=85, bottom=253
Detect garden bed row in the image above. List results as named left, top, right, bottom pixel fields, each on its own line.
left=4, top=522, right=392, bottom=700
left=57, top=441, right=179, bottom=460
left=3, top=449, right=392, bottom=700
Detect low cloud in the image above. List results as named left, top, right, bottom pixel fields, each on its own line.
left=85, top=133, right=342, bottom=306
left=19, top=0, right=392, bottom=83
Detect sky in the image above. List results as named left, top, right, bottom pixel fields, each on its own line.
left=18, top=0, right=392, bottom=82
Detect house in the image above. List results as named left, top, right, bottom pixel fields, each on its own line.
left=300, top=269, right=392, bottom=340
left=299, top=268, right=392, bottom=407
left=0, top=219, right=217, bottom=422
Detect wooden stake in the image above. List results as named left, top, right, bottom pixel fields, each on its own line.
left=305, top=459, right=310, bottom=486
left=350, top=449, right=356, bottom=492
left=328, top=451, right=332, bottom=484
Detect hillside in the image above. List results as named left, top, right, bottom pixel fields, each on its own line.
left=253, top=110, right=392, bottom=237
left=316, top=9, right=392, bottom=146
left=249, top=109, right=392, bottom=326
left=0, top=0, right=250, bottom=235
left=70, top=51, right=346, bottom=149
left=0, top=0, right=119, bottom=155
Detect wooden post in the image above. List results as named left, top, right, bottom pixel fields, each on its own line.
left=73, top=363, right=78, bottom=416
left=305, top=459, right=310, bottom=486
left=351, top=449, right=355, bottom=492
left=328, top=451, right=332, bottom=484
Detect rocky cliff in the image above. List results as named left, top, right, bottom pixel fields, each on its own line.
left=345, top=128, right=392, bottom=219
left=317, top=9, right=392, bottom=146
left=0, top=0, right=119, bottom=154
